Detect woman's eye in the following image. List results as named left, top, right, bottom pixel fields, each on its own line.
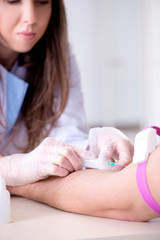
left=6, top=0, right=20, bottom=4
left=37, top=0, right=49, bottom=4
left=4, top=0, right=49, bottom=4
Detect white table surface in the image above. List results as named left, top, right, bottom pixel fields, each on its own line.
left=0, top=196, right=160, bottom=240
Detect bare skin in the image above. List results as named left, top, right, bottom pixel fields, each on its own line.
left=0, top=0, right=52, bottom=69
left=7, top=146, right=160, bottom=222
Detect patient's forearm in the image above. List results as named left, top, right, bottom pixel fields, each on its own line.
left=8, top=147, right=160, bottom=221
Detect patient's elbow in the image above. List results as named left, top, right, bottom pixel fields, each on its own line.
left=101, top=208, right=155, bottom=222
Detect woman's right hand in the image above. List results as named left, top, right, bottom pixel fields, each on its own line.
left=0, top=138, right=92, bottom=186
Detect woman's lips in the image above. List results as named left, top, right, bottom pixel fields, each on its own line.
left=17, top=32, right=36, bottom=40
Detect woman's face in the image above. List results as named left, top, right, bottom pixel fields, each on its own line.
left=0, top=0, right=52, bottom=54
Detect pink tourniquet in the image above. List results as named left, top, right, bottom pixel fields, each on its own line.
left=137, top=161, right=160, bottom=214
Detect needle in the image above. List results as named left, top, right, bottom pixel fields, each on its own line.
left=107, top=161, right=125, bottom=167
left=82, top=159, right=125, bottom=170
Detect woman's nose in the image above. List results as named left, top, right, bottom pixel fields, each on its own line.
left=21, top=1, right=37, bottom=25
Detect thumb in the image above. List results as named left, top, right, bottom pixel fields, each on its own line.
left=73, top=147, right=96, bottom=160
left=98, top=144, right=114, bottom=161
left=116, top=141, right=132, bottom=166
left=53, top=140, right=96, bottom=160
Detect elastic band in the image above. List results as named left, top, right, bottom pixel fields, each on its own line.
left=144, top=126, right=160, bottom=136
left=148, top=126, right=160, bottom=136
left=137, top=161, right=160, bottom=214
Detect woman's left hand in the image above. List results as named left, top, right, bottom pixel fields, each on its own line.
left=88, top=127, right=134, bottom=170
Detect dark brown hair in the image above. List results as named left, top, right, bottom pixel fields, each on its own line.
left=11, top=0, right=69, bottom=152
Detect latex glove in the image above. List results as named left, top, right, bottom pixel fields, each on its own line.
left=0, top=137, right=93, bottom=186
left=88, top=127, right=134, bottom=170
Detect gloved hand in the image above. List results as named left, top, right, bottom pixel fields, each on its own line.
left=88, top=127, right=134, bottom=170
left=0, top=137, right=93, bottom=186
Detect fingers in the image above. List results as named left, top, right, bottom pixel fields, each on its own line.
left=116, top=139, right=133, bottom=164
left=44, top=137, right=94, bottom=159
left=41, top=137, right=96, bottom=177
left=97, top=138, right=133, bottom=171
left=56, top=141, right=95, bottom=159
left=54, top=146, right=82, bottom=171
left=98, top=143, right=114, bottom=161
left=48, top=151, right=82, bottom=177
left=112, top=139, right=133, bottom=171
left=50, top=165, right=70, bottom=177
left=45, top=139, right=89, bottom=174
left=55, top=155, right=74, bottom=172
left=73, top=147, right=95, bottom=159
left=38, top=154, right=71, bottom=178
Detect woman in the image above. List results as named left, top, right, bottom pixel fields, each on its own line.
left=0, top=0, right=133, bottom=186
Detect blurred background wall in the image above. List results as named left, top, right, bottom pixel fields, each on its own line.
left=64, top=0, right=160, bottom=135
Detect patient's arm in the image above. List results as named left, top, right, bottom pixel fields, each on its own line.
left=7, top=146, right=160, bottom=222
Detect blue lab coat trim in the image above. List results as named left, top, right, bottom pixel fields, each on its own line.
left=6, top=71, right=29, bottom=135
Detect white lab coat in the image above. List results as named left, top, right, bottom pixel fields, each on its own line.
left=0, top=51, right=89, bottom=155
